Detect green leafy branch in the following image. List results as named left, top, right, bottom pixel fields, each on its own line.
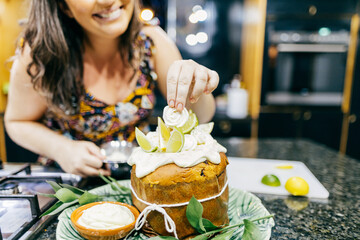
left=149, top=196, right=274, bottom=240
left=39, top=174, right=130, bottom=217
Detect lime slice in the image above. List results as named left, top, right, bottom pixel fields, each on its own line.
left=135, top=127, right=157, bottom=152
left=158, top=117, right=170, bottom=151
left=166, top=127, right=184, bottom=153
left=179, top=113, right=199, bottom=134
left=285, top=177, right=309, bottom=196
left=261, top=174, right=281, bottom=187
left=196, top=122, right=214, bottom=134
left=158, top=117, right=170, bottom=141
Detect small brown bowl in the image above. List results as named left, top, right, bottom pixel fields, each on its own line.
left=70, top=201, right=140, bottom=240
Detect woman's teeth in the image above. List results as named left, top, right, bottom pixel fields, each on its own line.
left=95, top=8, right=122, bottom=20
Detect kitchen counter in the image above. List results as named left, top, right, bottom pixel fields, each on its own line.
left=35, top=138, right=360, bottom=239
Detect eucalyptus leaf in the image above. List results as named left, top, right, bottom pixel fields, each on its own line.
left=242, top=219, right=262, bottom=240
left=191, top=234, right=211, bottom=240
left=202, top=218, right=219, bottom=232
left=78, top=191, right=99, bottom=205
left=108, top=176, right=131, bottom=193
left=40, top=201, right=63, bottom=217
left=186, top=196, right=204, bottom=233
left=37, top=192, right=55, bottom=198
left=46, top=180, right=62, bottom=191
left=40, top=199, right=78, bottom=217
left=59, top=183, right=85, bottom=195
left=148, top=236, right=178, bottom=240
left=55, top=188, right=79, bottom=203
left=211, top=229, right=235, bottom=240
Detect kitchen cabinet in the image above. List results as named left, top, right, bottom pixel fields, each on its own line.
left=259, top=109, right=343, bottom=150
left=267, top=0, right=358, bottom=16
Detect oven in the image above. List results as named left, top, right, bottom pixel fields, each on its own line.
left=263, top=25, right=350, bottom=107
left=261, top=0, right=358, bottom=107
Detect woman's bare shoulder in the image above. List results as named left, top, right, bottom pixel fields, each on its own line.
left=11, top=43, right=34, bottom=80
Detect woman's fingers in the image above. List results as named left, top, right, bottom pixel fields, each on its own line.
left=167, top=61, right=182, bottom=108
left=175, top=62, right=196, bottom=111
left=206, top=70, right=219, bottom=94
left=190, top=66, right=208, bottom=103
left=167, top=60, right=219, bottom=110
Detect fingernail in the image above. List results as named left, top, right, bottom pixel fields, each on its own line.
left=169, top=99, right=175, bottom=107
left=177, top=103, right=183, bottom=111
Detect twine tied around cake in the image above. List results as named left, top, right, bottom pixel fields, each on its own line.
left=131, top=180, right=229, bottom=239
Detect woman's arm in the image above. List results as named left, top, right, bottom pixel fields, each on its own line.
left=4, top=45, right=108, bottom=177
left=142, top=26, right=218, bottom=123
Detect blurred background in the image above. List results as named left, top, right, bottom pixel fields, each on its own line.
left=1, top=0, right=360, bottom=164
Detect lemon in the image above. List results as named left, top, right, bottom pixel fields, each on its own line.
left=285, top=177, right=309, bottom=196
left=179, top=113, right=199, bottom=134
left=196, top=122, right=214, bottom=134
left=261, top=174, right=281, bottom=187
left=276, top=165, right=294, bottom=169
left=135, top=127, right=157, bottom=152
left=166, top=127, right=184, bottom=153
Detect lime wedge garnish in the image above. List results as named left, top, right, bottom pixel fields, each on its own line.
left=261, top=174, right=281, bottom=187
left=158, top=117, right=170, bottom=140
left=135, top=127, right=157, bottom=152
left=195, top=122, right=214, bottom=134
left=166, top=127, right=184, bottom=153
left=158, top=117, right=170, bottom=151
left=179, top=113, right=199, bottom=134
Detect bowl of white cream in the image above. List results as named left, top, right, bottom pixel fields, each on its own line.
left=100, top=141, right=135, bottom=179
left=70, top=201, right=140, bottom=240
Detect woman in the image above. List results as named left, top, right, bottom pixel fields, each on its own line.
left=5, top=0, right=218, bottom=177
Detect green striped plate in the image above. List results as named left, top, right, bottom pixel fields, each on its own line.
left=56, top=180, right=274, bottom=240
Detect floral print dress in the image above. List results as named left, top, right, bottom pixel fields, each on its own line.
left=42, top=32, right=157, bottom=147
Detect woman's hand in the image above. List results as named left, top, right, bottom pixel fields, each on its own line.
left=56, top=140, right=110, bottom=177
left=166, top=60, right=219, bottom=111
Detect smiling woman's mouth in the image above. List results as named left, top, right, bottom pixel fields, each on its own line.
left=93, top=6, right=124, bottom=20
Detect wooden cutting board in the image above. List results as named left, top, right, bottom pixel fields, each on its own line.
left=227, top=157, right=329, bottom=199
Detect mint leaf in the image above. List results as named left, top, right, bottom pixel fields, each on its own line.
left=212, top=229, right=235, bottom=240
left=46, top=180, right=62, bottom=191
left=186, top=196, right=204, bottom=233
left=78, top=191, right=99, bottom=205
left=55, top=188, right=78, bottom=203
left=242, top=219, right=262, bottom=240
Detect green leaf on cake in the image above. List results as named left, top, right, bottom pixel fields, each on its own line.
left=202, top=218, right=219, bottom=231
left=242, top=219, right=262, bottom=240
left=186, top=196, right=205, bottom=233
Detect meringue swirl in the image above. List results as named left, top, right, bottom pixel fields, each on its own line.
left=163, top=106, right=189, bottom=128
left=182, top=134, right=197, bottom=151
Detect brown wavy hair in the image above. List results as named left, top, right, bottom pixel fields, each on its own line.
left=21, top=0, right=142, bottom=115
